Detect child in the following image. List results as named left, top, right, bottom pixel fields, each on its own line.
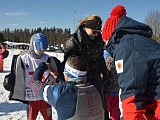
left=0, top=43, right=8, bottom=72
left=103, top=50, right=120, bottom=120
left=9, top=33, right=63, bottom=120
left=102, top=5, right=160, bottom=119
left=31, top=55, right=105, bottom=120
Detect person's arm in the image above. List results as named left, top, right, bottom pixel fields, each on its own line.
left=99, top=51, right=108, bottom=82
left=63, top=34, right=80, bottom=63
left=33, top=63, right=79, bottom=119
left=32, top=76, right=77, bottom=111
left=30, top=78, right=59, bottom=107
left=40, top=83, right=78, bottom=119
left=33, top=62, right=64, bottom=105
left=52, top=57, right=65, bottom=81
left=34, top=62, right=48, bottom=81
left=31, top=62, right=58, bottom=107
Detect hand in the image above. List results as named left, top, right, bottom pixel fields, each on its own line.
left=46, top=62, right=59, bottom=79
left=50, top=69, right=59, bottom=79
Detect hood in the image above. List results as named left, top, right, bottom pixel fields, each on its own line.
left=28, top=34, right=44, bottom=59
left=106, top=16, right=153, bottom=56
left=114, top=16, right=152, bottom=39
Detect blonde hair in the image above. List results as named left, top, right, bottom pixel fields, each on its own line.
left=78, top=14, right=102, bottom=27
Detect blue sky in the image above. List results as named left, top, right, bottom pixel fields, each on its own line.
left=0, top=0, right=160, bottom=33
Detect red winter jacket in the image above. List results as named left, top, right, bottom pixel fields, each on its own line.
left=0, top=46, right=6, bottom=59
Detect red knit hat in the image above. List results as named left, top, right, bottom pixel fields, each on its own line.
left=102, top=5, right=127, bottom=41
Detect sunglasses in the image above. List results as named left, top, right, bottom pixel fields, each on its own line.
left=92, top=30, right=101, bottom=35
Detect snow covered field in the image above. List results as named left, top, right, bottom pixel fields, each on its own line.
left=0, top=49, right=123, bottom=120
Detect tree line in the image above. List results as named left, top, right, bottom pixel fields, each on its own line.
left=145, top=10, right=160, bottom=43
left=0, top=10, right=160, bottom=44
left=0, top=27, right=71, bottom=47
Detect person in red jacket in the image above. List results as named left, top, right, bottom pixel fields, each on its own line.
left=0, top=43, right=7, bottom=59
left=102, top=5, right=160, bottom=120
left=0, top=43, right=7, bottom=72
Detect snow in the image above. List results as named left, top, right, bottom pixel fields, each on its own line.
left=0, top=49, right=123, bottom=120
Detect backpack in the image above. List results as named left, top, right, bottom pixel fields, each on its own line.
left=3, top=54, right=20, bottom=91
left=3, top=49, right=9, bottom=58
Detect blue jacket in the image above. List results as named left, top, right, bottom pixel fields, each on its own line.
left=33, top=63, right=104, bottom=120
left=106, top=15, right=160, bottom=109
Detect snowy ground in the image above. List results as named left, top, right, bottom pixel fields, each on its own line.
left=0, top=49, right=123, bottom=120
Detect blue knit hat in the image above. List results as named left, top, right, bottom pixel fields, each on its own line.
left=34, top=33, right=48, bottom=50
left=103, top=50, right=110, bottom=59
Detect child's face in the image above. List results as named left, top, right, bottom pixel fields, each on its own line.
left=37, top=50, right=45, bottom=55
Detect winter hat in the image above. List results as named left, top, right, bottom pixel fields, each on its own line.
left=103, top=50, right=110, bottom=59
left=102, top=5, right=127, bottom=41
left=85, top=19, right=102, bottom=30
left=34, top=33, right=48, bottom=50
left=64, top=55, right=88, bottom=79
left=64, top=62, right=87, bottom=78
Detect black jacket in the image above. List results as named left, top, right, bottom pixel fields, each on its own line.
left=63, top=26, right=107, bottom=82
